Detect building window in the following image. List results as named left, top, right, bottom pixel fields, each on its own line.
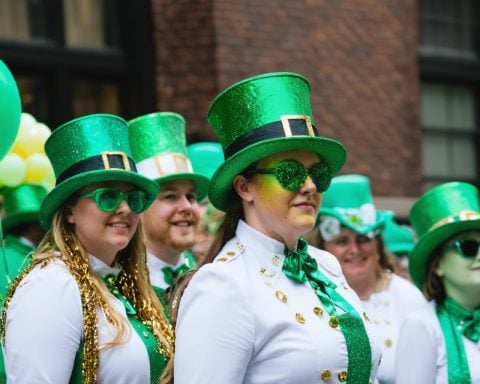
left=0, top=0, right=155, bottom=129
left=419, top=0, right=479, bottom=190
left=421, top=83, right=477, bottom=185
left=419, top=0, right=477, bottom=58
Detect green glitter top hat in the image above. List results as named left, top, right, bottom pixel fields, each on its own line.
left=187, top=142, right=224, bottom=181
left=1, top=184, right=47, bottom=233
left=318, top=174, right=390, bottom=236
left=409, top=181, right=480, bottom=289
left=381, top=211, right=415, bottom=256
left=128, top=112, right=209, bottom=200
left=207, top=72, right=347, bottom=210
left=40, top=114, right=159, bottom=229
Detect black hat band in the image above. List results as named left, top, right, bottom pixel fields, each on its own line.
left=56, top=151, right=137, bottom=185
left=224, top=115, right=318, bottom=159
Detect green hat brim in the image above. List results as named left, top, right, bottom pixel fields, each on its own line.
left=409, top=219, right=480, bottom=289
left=2, top=212, right=41, bottom=233
left=154, top=172, right=210, bottom=201
left=318, top=208, right=389, bottom=235
left=40, top=170, right=159, bottom=230
left=208, top=136, right=346, bottom=211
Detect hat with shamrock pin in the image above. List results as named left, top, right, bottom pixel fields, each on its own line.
left=318, top=174, right=390, bottom=240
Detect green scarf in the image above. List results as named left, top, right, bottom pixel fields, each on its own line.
left=437, top=296, right=480, bottom=384
left=282, top=238, right=372, bottom=383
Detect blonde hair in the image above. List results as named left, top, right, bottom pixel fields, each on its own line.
left=4, top=201, right=174, bottom=383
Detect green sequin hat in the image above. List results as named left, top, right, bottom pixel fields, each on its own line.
left=318, top=174, right=390, bottom=238
left=128, top=112, right=209, bottom=200
left=207, top=72, right=347, bottom=210
left=409, top=181, right=480, bottom=289
left=1, top=184, right=47, bottom=232
left=187, top=142, right=225, bottom=180
left=40, top=114, right=160, bottom=229
left=381, top=211, right=415, bottom=256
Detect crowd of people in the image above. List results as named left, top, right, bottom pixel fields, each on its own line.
left=0, top=71, right=479, bottom=383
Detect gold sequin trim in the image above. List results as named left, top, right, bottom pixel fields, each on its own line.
left=226, top=251, right=235, bottom=256
left=275, top=290, right=287, bottom=303
left=216, top=257, right=228, bottom=262
left=385, top=338, right=393, bottom=348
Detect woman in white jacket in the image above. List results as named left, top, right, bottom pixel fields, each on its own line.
left=171, top=72, right=381, bottom=384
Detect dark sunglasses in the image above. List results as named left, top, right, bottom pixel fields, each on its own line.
left=80, top=187, right=150, bottom=214
left=246, top=159, right=332, bottom=192
left=445, top=239, right=480, bottom=259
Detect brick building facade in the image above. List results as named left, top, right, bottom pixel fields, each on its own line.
left=151, top=0, right=422, bottom=215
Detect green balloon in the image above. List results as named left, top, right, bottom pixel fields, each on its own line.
left=0, top=60, right=21, bottom=161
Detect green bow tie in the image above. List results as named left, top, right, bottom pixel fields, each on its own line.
left=103, top=274, right=137, bottom=315
left=162, top=264, right=190, bottom=286
left=444, top=297, right=480, bottom=343
left=282, top=238, right=372, bottom=383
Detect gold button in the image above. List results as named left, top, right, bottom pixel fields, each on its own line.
left=320, top=369, right=331, bottom=381
left=259, top=267, right=275, bottom=278
left=275, top=290, right=287, bottom=303
left=313, top=306, right=324, bottom=317
left=329, top=316, right=339, bottom=328
left=216, top=257, right=227, bottom=262
left=338, top=370, right=348, bottom=382
left=295, top=313, right=305, bottom=324
left=227, top=251, right=235, bottom=256
left=385, top=338, right=393, bottom=348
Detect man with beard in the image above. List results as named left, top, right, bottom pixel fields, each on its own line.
left=128, top=112, right=209, bottom=301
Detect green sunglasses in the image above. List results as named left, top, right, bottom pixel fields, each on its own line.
left=80, top=187, right=151, bottom=214
left=246, top=159, right=332, bottom=192
left=444, top=239, right=480, bottom=259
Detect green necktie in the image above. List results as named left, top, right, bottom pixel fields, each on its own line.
left=283, top=238, right=372, bottom=383
left=103, top=274, right=137, bottom=315
left=162, top=264, right=190, bottom=286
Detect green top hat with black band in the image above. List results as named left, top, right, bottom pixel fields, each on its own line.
left=40, top=114, right=159, bottom=229
left=187, top=142, right=224, bottom=181
left=409, top=181, right=480, bottom=289
left=1, top=184, right=47, bottom=233
left=318, top=174, right=389, bottom=236
left=207, top=72, right=347, bottom=211
left=128, top=112, right=209, bottom=200
left=381, top=212, right=415, bottom=256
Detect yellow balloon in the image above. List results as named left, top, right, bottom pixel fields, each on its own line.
left=25, top=153, right=52, bottom=183
left=34, top=123, right=52, bottom=154
left=0, top=153, right=26, bottom=187
left=40, top=168, right=56, bottom=192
